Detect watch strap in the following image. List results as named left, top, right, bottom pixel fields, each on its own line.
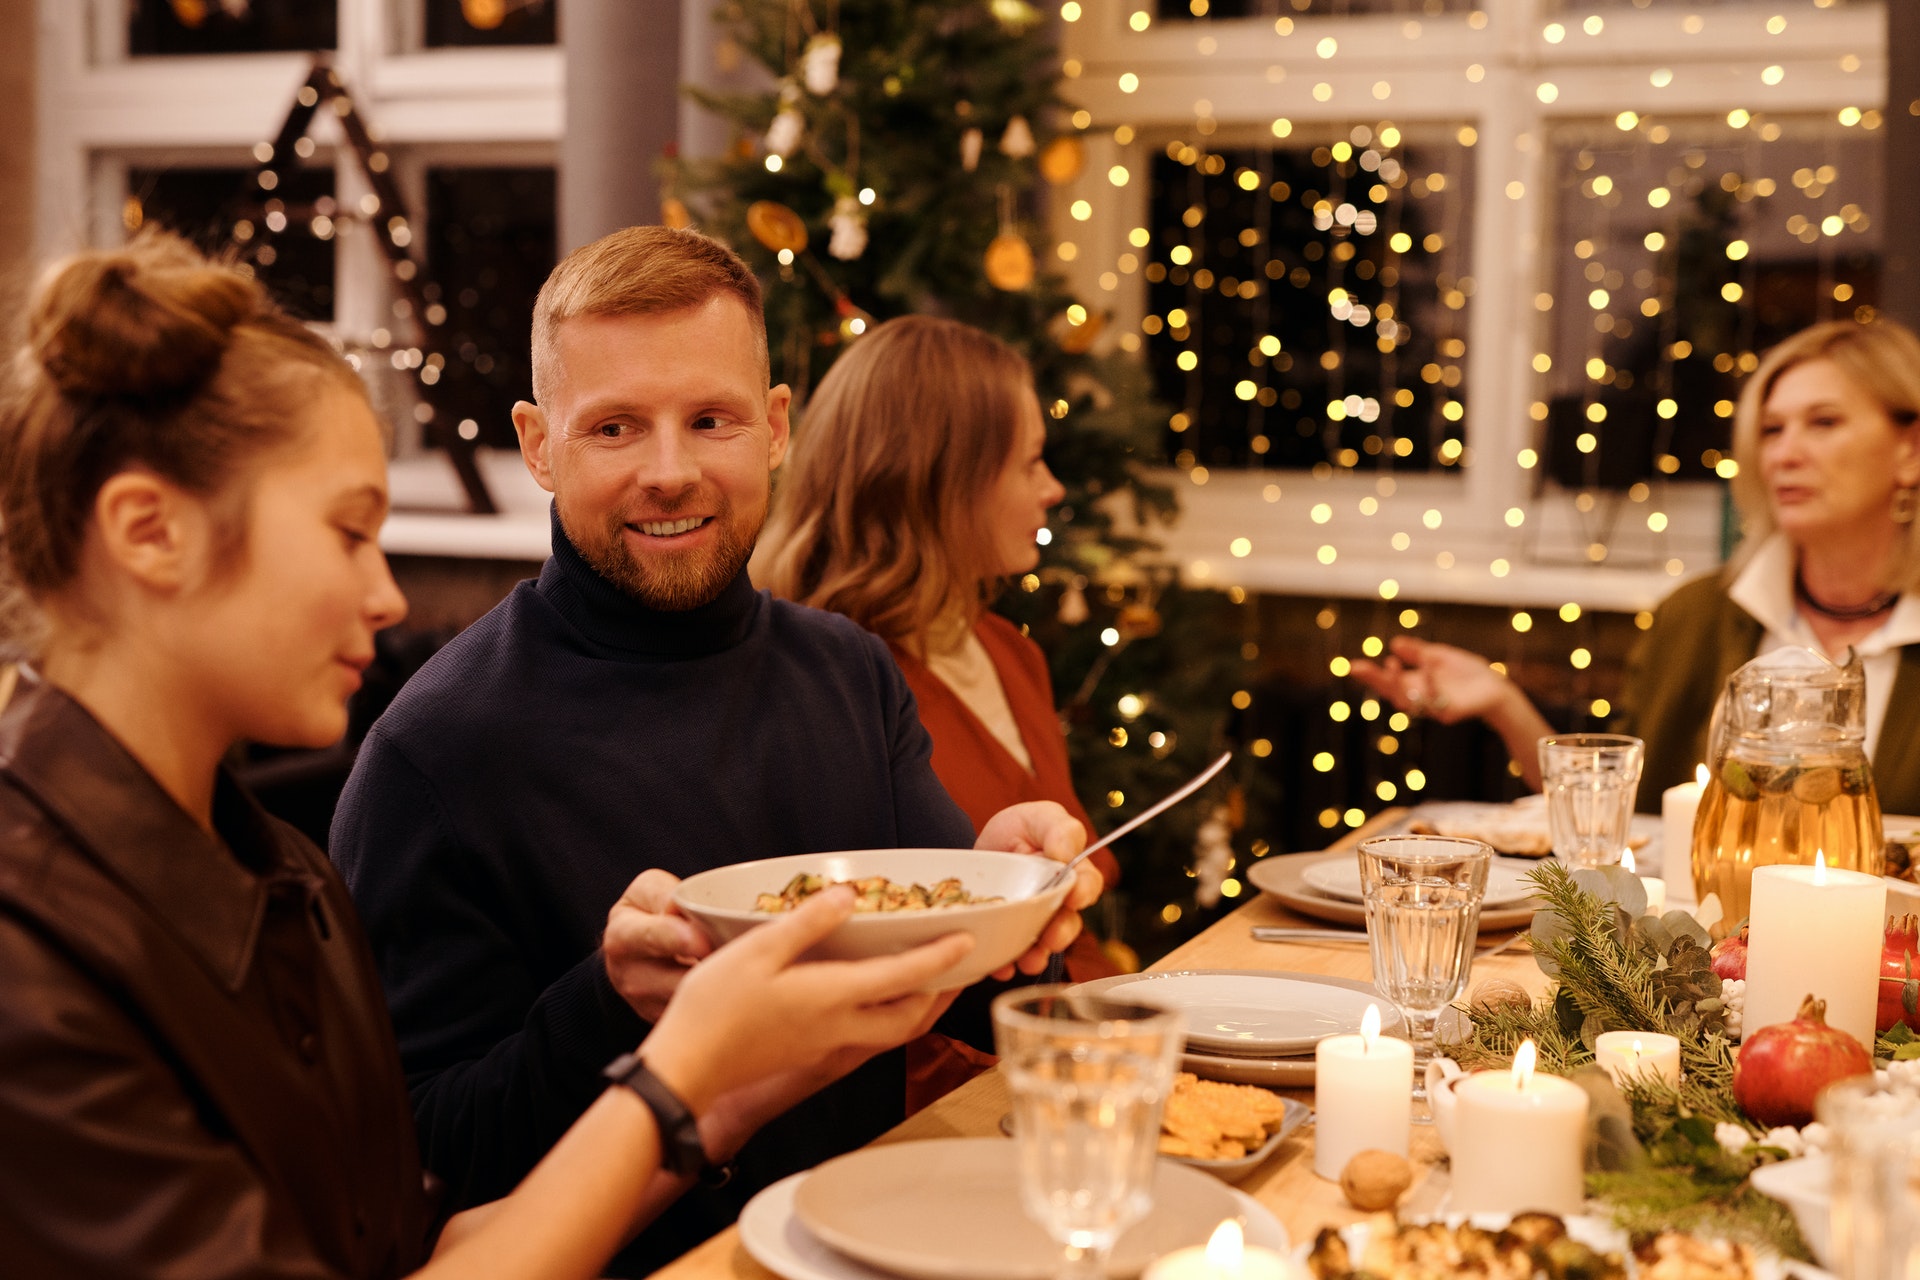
left=603, top=1052, right=710, bottom=1179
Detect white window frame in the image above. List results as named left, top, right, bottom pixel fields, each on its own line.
left=1059, top=0, right=1887, bottom=610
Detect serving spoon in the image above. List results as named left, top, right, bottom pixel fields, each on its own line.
left=1041, top=751, right=1233, bottom=890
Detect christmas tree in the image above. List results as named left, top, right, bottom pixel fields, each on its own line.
left=671, top=0, right=1263, bottom=957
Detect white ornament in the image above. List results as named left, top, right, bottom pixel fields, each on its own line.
left=960, top=127, right=984, bottom=173
left=802, top=34, right=842, bottom=96
left=1720, top=976, right=1746, bottom=1041
left=1000, top=115, right=1036, bottom=158
left=1057, top=584, right=1088, bottom=625
left=765, top=109, right=805, bottom=158
left=1713, top=1122, right=1753, bottom=1156
left=827, top=196, right=867, bottom=261
left=1191, top=803, right=1233, bottom=909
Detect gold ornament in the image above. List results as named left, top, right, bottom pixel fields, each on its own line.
left=461, top=0, right=507, bottom=30
left=1115, top=602, right=1162, bottom=640
left=1038, top=136, right=1086, bottom=185
left=746, top=201, right=808, bottom=255
left=661, top=197, right=692, bottom=230
left=1053, top=307, right=1106, bottom=354
left=169, top=0, right=209, bottom=25
left=984, top=233, right=1035, bottom=290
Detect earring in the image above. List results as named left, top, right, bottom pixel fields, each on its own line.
left=1896, top=487, right=1918, bottom=525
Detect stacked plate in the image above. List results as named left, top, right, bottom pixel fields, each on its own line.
left=737, top=1137, right=1290, bottom=1280
left=1247, top=852, right=1542, bottom=932
left=1070, top=969, right=1401, bottom=1087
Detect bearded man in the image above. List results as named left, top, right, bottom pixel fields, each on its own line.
left=329, top=227, right=1098, bottom=1277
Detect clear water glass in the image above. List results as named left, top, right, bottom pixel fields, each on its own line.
left=1357, top=835, right=1492, bottom=1117
left=1820, top=1075, right=1920, bottom=1280
left=1539, top=733, right=1645, bottom=869
left=993, top=987, right=1184, bottom=1280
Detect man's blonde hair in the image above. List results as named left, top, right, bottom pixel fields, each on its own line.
left=529, top=226, right=768, bottom=403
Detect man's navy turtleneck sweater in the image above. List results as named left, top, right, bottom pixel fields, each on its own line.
left=330, top=515, right=983, bottom=1275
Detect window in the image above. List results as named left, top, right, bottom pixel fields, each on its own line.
left=424, top=166, right=557, bottom=447
left=127, top=0, right=335, bottom=56
left=1145, top=131, right=1475, bottom=473
left=1537, top=116, right=1883, bottom=491
left=126, top=164, right=337, bottom=321
left=424, top=0, right=557, bottom=47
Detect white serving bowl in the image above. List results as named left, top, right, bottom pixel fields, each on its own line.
left=1748, top=1154, right=1831, bottom=1269
left=673, top=848, right=1075, bottom=992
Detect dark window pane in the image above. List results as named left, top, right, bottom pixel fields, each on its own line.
left=128, top=0, right=335, bottom=55
left=426, top=0, right=557, bottom=47
left=424, top=167, right=556, bottom=448
left=1143, top=132, right=1476, bottom=473
left=127, top=165, right=336, bottom=322
left=1541, top=120, right=1882, bottom=489
left=1155, top=0, right=1474, bottom=19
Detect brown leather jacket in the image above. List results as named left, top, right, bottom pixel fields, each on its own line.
left=0, top=674, right=436, bottom=1278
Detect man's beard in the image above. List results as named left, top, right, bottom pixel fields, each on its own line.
left=576, top=501, right=758, bottom=611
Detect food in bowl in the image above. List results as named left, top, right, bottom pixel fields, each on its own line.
left=753, top=873, right=1003, bottom=914
left=673, top=848, right=1075, bottom=993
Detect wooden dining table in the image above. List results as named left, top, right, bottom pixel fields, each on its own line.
left=653, top=811, right=1555, bottom=1280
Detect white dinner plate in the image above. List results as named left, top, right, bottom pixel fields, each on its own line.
left=741, top=1162, right=1289, bottom=1280
left=1299, top=854, right=1541, bottom=908
left=1074, top=969, right=1388, bottom=1057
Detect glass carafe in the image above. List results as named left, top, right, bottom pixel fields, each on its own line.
left=1692, top=646, right=1884, bottom=927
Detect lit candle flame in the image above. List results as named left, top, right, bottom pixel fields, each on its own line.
left=1512, top=1039, right=1537, bottom=1090
left=1621, top=849, right=1637, bottom=875
left=1631, top=1038, right=1643, bottom=1061
left=1361, top=1003, right=1381, bottom=1052
left=1815, top=849, right=1827, bottom=885
left=1206, top=1219, right=1245, bottom=1271
left=1695, top=763, right=1709, bottom=788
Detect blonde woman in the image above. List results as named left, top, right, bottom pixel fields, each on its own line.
left=1353, top=318, right=1920, bottom=811
left=758, top=316, right=1121, bottom=1102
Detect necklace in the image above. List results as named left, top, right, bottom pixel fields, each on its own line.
left=1795, top=568, right=1898, bottom=621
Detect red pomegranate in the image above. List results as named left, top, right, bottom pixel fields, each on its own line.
left=1734, top=995, right=1873, bottom=1128
left=1711, top=924, right=1749, bottom=981
left=1879, top=914, right=1920, bottom=1034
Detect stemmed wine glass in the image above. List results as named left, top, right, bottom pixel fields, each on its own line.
left=993, top=987, right=1184, bottom=1280
left=1357, top=835, right=1492, bottom=1119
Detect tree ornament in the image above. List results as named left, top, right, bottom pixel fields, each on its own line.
left=988, top=0, right=1043, bottom=33
left=745, top=201, right=809, bottom=254
left=1057, top=584, right=1089, bottom=625
left=1192, top=804, right=1234, bottom=908
left=1051, top=307, right=1106, bottom=354
left=1116, top=602, right=1163, bottom=640
left=827, top=196, right=868, bottom=261
left=802, top=34, right=842, bottom=96
left=960, top=128, right=984, bottom=173
left=999, top=115, right=1036, bottom=159
left=460, top=0, right=506, bottom=30
left=169, top=0, right=210, bottom=25
left=1038, top=136, right=1086, bottom=185
left=765, top=108, right=805, bottom=158
left=661, top=197, right=692, bottom=230
left=984, top=233, right=1034, bottom=290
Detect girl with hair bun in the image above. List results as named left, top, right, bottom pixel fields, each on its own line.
left=0, top=232, right=970, bottom=1278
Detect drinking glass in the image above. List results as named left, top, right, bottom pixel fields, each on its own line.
left=1819, top=1074, right=1920, bottom=1280
left=1357, top=835, right=1492, bottom=1116
left=1538, top=733, right=1645, bottom=869
left=993, top=986, right=1184, bottom=1280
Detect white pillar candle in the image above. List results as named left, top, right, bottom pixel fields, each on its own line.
left=1661, top=765, right=1707, bottom=879
left=1592, top=1031, right=1681, bottom=1087
left=1143, top=1221, right=1298, bottom=1280
left=1312, top=1004, right=1413, bottom=1180
left=1745, top=855, right=1886, bottom=1048
left=1621, top=849, right=1666, bottom=916
left=1449, top=1041, right=1589, bottom=1217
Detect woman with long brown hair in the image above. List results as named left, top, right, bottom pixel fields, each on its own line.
left=757, top=315, right=1120, bottom=1104
left=0, top=232, right=971, bottom=1277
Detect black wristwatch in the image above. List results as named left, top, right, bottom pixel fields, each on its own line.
left=603, top=1052, right=714, bottom=1180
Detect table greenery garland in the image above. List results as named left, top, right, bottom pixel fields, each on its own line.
left=1435, top=862, right=1914, bottom=1260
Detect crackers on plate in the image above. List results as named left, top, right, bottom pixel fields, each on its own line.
left=1157, top=1072, right=1291, bottom=1161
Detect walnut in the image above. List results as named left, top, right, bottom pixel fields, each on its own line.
left=1339, top=1148, right=1413, bottom=1211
